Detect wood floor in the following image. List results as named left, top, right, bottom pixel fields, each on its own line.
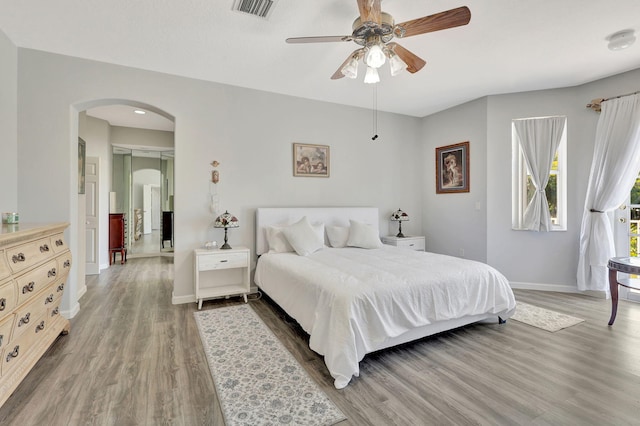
left=0, top=256, right=639, bottom=425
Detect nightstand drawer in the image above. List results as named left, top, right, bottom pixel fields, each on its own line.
left=198, top=252, right=248, bottom=271
left=382, top=236, right=425, bottom=251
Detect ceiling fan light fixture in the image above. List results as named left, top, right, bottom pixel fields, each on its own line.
left=389, top=52, right=407, bottom=76
left=341, top=56, right=359, bottom=79
left=608, top=29, right=636, bottom=51
left=364, top=66, right=380, bottom=84
left=365, top=44, right=386, bottom=69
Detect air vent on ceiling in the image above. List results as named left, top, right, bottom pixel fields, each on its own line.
left=232, top=0, right=277, bottom=19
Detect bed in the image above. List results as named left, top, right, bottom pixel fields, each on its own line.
left=254, top=207, right=516, bottom=389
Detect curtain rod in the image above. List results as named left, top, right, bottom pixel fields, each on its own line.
left=586, top=90, right=640, bottom=112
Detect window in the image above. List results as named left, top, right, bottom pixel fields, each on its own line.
left=512, top=116, right=567, bottom=231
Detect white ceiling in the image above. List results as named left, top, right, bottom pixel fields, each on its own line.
left=2, top=0, right=640, bottom=129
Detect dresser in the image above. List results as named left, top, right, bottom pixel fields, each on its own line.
left=194, top=247, right=250, bottom=309
left=381, top=235, right=426, bottom=251
left=0, top=223, right=71, bottom=407
left=109, top=213, right=127, bottom=265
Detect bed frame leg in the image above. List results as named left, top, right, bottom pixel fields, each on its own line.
left=498, top=316, right=507, bottom=324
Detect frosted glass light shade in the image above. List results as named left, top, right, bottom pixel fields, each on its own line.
left=365, top=44, right=386, bottom=69
left=341, top=56, right=359, bottom=79
left=389, top=53, right=407, bottom=76
left=363, top=67, right=380, bottom=84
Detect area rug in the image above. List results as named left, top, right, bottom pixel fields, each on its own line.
left=511, top=301, right=585, bottom=332
left=194, top=304, right=346, bottom=426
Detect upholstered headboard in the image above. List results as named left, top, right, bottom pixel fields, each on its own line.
left=255, top=207, right=379, bottom=255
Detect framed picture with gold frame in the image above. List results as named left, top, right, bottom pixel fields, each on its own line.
left=436, top=141, right=469, bottom=193
left=293, top=143, right=330, bottom=177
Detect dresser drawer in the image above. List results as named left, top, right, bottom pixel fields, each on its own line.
left=0, top=315, right=14, bottom=355
left=1, top=312, right=46, bottom=377
left=50, top=233, right=67, bottom=254
left=15, top=260, right=58, bottom=306
left=198, top=252, right=248, bottom=271
left=5, top=237, right=54, bottom=274
left=0, top=279, right=17, bottom=323
left=56, top=251, right=72, bottom=276
left=0, top=252, right=9, bottom=281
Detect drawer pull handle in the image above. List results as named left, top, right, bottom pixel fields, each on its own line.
left=52, top=307, right=59, bottom=317
left=63, top=260, right=71, bottom=268
left=12, top=253, right=26, bottom=263
left=220, top=260, right=228, bottom=263
left=18, top=313, right=30, bottom=327
left=22, top=282, right=35, bottom=294
left=45, top=294, right=54, bottom=304
left=0, top=298, right=5, bottom=311
left=57, top=283, right=64, bottom=292
left=40, top=244, right=50, bottom=252
left=48, top=268, right=57, bottom=278
left=36, top=321, right=45, bottom=333
left=55, top=239, right=64, bottom=247
left=6, top=346, right=19, bottom=362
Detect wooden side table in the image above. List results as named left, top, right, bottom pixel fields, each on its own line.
left=607, top=257, right=640, bottom=325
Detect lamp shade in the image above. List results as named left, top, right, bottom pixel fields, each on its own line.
left=390, top=209, right=409, bottom=222
left=214, top=210, right=239, bottom=229
left=214, top=210, right=239, bottom=249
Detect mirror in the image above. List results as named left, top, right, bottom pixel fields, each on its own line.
left=112, top=147, right=175, bottom=257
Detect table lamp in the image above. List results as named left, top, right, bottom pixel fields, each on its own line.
left=390, top=209, right=409, bottom=238
left=214, top=210, right=239, bottom=249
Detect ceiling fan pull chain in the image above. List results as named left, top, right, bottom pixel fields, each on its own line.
left=372, top=86, right=379, bottom=141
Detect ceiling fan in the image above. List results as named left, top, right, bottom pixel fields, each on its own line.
left=286, top=0, right=471, bottom=83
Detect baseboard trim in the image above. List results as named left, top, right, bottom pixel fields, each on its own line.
left=77, top=284, right=87, bottom=301
left=172, top=292, right=196, bottom=305
left=62, top=301, right=81, bottom=320
left=510, top=281, right=578, bottom=293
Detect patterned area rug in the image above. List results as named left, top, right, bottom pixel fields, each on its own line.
left=512, top=301, right=585, bottom=332
left=194, top=304, right=346, bottom=426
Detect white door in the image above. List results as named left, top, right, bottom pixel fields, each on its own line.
left=85, top=156, right=100, bottom=275
left=143, top=184, right=152, bottom=234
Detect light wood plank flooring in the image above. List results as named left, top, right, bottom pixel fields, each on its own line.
left=0, top=256, right=639, bottom=425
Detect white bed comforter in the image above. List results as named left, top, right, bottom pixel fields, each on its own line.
left=254, top=246, right=516, bottom=389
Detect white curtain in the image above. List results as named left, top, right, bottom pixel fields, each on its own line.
left=577, top=94, right=640, bottom=293
left=513, top=116, right=566, bottom=231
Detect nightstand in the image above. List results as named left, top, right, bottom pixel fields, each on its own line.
left=381, top=235, right=425, bottom=251
left=194, top=246, right=250, bottom=309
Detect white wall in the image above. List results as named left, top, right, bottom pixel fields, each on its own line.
left=16, top=48, right=423, bottom=312
left=0, top=29, right=17, bottom=212
left=421, top=97, right=488, bottom=262
left=111, top=126, right=174, bottom=149
left=422, top=67, right=640, bottom=292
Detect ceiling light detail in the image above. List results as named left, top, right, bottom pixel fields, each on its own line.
left=388, top=52, right=407, bottom=77
left=365, top=44, right=386, bottom=69
left=608, top=29, right=636, bottom=51
left=341, top=55, right=359, bottom=79
left=364, top=67, right=380, bottom=84
left=134, top=110, right=146, bottom=115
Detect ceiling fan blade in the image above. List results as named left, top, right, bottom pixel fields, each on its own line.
left=331, top=49, right=364, bottom=80
left=357, top=0, right=381, bottom=24
left=387, top=43, right=426, bottom=74
left=286, top=35, right=353, bottom=44
left=396, top=6, right=471, bottom=38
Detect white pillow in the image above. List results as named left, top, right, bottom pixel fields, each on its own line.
left=282, top=217, right=324, bottom=256
left=326, top=225, right=349, bottom=248
left=346, top=219, right=383, bottom=249
left=266, top=225, right=294, bottom=253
